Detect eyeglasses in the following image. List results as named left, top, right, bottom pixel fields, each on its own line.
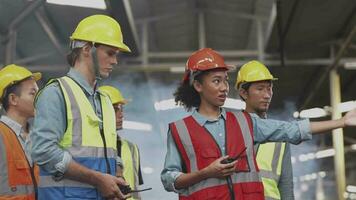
left=114, top=104, right=124, bottom=112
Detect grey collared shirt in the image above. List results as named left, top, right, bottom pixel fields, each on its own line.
left=30, top=68, right=104, bottom=175
left=0, top=115, right=33, bottom=166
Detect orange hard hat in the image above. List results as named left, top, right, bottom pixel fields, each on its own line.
left=183, top=48, right=232, bottom=82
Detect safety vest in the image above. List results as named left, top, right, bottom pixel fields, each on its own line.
left=256, top=142, right=286, bottom=200
left=170, top=111, right=264, bottom=200
left=121, top=139, right=141, bottom=200
left=37, top=76, right=117, bottom=200
left=0, top=122, right=39, bottom=200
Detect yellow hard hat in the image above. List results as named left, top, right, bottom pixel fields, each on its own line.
left=70, top=14, right=131, bottom=52
left=235, top=60, right=277, bottom=89
left=0, top=64, right=41, bottom=99
left=99, top=85, right=127, bottom=105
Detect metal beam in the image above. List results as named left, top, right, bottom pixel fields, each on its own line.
left=300, top=26, right=356, bottom=109
left=4, top=31, right=16, bottom=65
left=3, top=0, right=45, bottom=65
left=203, top=8, right=268, bottom=22
left=141, top=22, right=149, bottom=66
left=264, top=2, right=277, bottom=48
left=135, top=12, right=187, bottom=24
left=329, top=70, right=346, bottom=200
left=198, top=12, right=206, bottom=48
left=15, top=52, right=56, bottom=65
left=136, top=8, right=266, bottom=24
left=256, top=20, right=265, bottom=61
left=34, top=11, right=66, bottom=57
left=122, top=0, right=140, bottom=52
left=147, top=50, right=259, bottom=58
left=7, top=0, right=45, bottom=31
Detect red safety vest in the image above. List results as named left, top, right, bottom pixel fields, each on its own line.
left=0, top=122, right=39, bottom=200
left=170, top=111, right=264, bottom=200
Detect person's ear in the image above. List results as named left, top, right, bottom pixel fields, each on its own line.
left=8, top=93, right=19, bottom=107
left=81, top=44, right=92, bottom=58
left=239, top=88, right=248, bottom=101
left=193, top=80, right=203, bottom=93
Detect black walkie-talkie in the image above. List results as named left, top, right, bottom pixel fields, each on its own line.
left=118, top=184, right=152, bottom=195
left=220, top=147, right=247, bottom=164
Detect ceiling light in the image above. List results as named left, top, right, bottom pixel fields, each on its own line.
left=338, top=101, right=356, bottom=113
left=299, top=108, right=328, bottom=118
left=142, top=167, right=154, bottom=174
left=347, top=185, right=356, bottom=193
left=170, top=67, right=185, bottom=73
left=154, top=99, right=181, bottom=111
left=315, top=149, right=335, bottom=159
left=344, top=62, right=356, bottom=70
left=223, top=98, right=246, bottom=110
left=123, top=121, right=152, bottom=131
left=46, top=0, right=107, bottom=10
left=351, top=144, right=356, bottom=150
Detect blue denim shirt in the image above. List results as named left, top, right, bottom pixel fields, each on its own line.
left=30, top=68, right=103, bottom=175
left=161, top=108, right=311, bottom=193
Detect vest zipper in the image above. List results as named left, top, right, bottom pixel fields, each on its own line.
left=203, top=125, right=235, bottom=200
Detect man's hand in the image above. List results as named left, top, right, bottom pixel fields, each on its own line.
left=203, top=156, right=237, bottom=179
left=95, top=173, right=131, bottom=200
left=344, top=108, right=356, bottom=127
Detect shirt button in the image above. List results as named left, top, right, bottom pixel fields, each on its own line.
left=219, top=133, right=223, bottom=137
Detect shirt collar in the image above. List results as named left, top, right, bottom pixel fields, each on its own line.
left=191, top=108, right=226, bottom=126
left=0, top=115, right=24, bottom=137
left=67, top=68, right=97, bottom=96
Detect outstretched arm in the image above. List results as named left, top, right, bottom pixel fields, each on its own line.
left=310, top=108, right=356, bottom=134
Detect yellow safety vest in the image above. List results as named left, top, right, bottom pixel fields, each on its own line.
left=121, top=139, right=141, bottom=200
left=37, top=76, right=117, bottom=200
left=256, top=142, right=286, bottom=200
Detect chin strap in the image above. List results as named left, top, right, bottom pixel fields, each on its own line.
left=70, top=40, right=102, bottom=81
left=90, top=45, right=102, bottom=81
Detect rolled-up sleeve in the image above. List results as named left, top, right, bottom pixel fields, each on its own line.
left=251, top=113, right=312, bottom=144
left=30, top=84, right=72, bottom=175
left=160, top=129, right=186, bottom=194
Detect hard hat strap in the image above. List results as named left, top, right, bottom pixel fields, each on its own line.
left=189, top=71, right=202, bottom=86
left=90, top=45, right=102, bottom=81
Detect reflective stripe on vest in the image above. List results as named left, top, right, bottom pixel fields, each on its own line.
left=256, top=142, right=286, bottom=199
left=0, top=122, right=38, bottom=200
left=170, top=111, right=263, bottom=198
left=38, top=77, right=117, bottom=198
left=121, top=139, right=141, bottom=200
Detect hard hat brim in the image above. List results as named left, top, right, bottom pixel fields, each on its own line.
left=32, top=72, right=42, bottom=81
left=235, top=77, right=278, bottom=90
left=183, top=65, right=234, bottom=82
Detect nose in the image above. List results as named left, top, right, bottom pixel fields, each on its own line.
left=221, top=81, right=229, bottom=93
left=112, top=56, right=118, bottom=65
left=263, top=89, right=272, bottom=99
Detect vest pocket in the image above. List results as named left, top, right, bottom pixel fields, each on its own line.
left=12, top=160, right=32, bottom=184
left=64, top=186, right=98, bottom=199
left=241, top=182, right=264, bottom=196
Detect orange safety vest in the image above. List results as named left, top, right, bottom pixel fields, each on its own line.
left=0, top=122, right=39, bottom=200
left=170, top=111, right=264, bottom=200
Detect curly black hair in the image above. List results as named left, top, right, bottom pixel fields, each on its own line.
left=173, top=71, right=207, bottom=111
